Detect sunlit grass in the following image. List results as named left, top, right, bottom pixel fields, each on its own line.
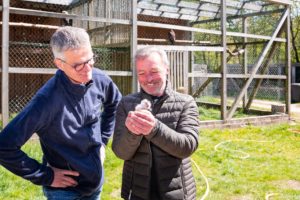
left=0, top=139, right=45, bottom=200
left=199, top=105, right=257, bottom=121
left=192, top=123, right=300, bottom=200
left=0, top=123, right=300, bottom=199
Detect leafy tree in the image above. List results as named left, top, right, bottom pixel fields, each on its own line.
left=291, top=0, right=300, bottom=63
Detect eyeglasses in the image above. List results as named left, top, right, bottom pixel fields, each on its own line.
left=58, top=56, right=97, bottom=72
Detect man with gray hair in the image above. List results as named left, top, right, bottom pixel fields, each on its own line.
left=112, top=46, right=200, bottom=200
left=0, top=26, right=121, bottom=199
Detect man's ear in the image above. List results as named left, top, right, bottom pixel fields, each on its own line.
left=54, top=58, right=63, bottom=70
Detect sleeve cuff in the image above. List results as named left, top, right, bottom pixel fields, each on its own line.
left=145, top=119, right=159, bottom=140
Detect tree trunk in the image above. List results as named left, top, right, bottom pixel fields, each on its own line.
left=291, top=16, right=300, bottom=63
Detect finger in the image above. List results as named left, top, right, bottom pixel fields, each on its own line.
left=62, top=176, right=78, bottom=186
left=125, top=114, right=135, bottom=127
left=130, top=123, right=139, bottom=132
left=132, top=112, right=154, bottom=122
left=132, top=116, right=155, bottom=129
left=135, top=109, right=151, bottom=114
left=130, top=122, right=144, bottom=135
left=62, top=170, right=80, bottom=177
left=131, top=120, right=149, bottom=131
left=130, top=119, right=154, bottom=134
left=127, top=111, right=134, bottom=117
left=60, top=181, right=76, bottom=188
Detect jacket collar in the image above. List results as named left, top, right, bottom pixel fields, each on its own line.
left=57, top=69, right=93, bottom=96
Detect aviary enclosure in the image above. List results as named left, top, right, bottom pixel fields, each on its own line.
left=0, top=0, right=291, bottom=127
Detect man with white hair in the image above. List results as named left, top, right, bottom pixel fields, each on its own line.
left=112, top=46, right=200, bottom=200
left=0, top=26, right=121, bottom=199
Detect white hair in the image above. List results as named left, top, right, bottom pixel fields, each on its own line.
left=50, top=26, right=91, bottom=59
left=135, top=46, right=169, bottom=66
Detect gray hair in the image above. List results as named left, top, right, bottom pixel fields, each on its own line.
left=135, top=46, right=169, bottom=67
left=50, top=26, right=91, bottom=59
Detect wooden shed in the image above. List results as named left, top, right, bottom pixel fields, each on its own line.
left=1, top=0, right=292, bottom=126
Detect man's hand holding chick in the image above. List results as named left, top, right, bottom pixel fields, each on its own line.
left=125, top=100, right=156, bottom=135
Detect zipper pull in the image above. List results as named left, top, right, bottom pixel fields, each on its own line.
left=128, top=189, right=132, bottom=200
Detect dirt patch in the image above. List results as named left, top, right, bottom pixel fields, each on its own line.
left=110, top=188, right=121, bottom=199
left=288, top=128, right=300, bottom=134
left=231, top=195, right=252, bottom=200
left=273, top=180, right=300, bottom=190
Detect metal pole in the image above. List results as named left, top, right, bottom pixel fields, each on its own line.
left=221, top=0, right=227, bottom=120
left=131, top=0, right=138, bottom=92
left=2, top=0, right=10, bottom=127
left=286, top=6, right=291, bottom=116
left=242, top=17, right=248, bottom=109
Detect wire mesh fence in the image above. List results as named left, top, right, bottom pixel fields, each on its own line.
left=191, top=42, right=287, bottom=116
left=190, top=1, right=288, bottom=118
left=6, top=46, right=132, bottom=115
left=1, top=0, right=133, bottom=118
left=0, top=0, right=290, bottom=121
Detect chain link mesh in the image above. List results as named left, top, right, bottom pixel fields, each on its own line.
left=1, top=0, right=132, bottom=117
left=191, top=6, right=287, bottom=116
left=0, top=0, right=289, bottom=120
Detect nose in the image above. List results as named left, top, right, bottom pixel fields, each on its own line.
left=82, top=62, right=93, bottom=71
left=146, top=74, right=153, bottom=82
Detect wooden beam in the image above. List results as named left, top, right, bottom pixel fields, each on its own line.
left=227, top=32, right=286, bottom=42
left=6, top=68, right=132, bottom=76
left=8, top=67, right=57, bottom=74
left=2, top=0, right=10, bottom=127
left=98, top=71, right=133, bottom=76
left=267, top=0, right=291, bottom=5
left=131, top=0, right=138, bottom=92
left=138, top=38, right=211, bottom=44
left=191, top=9, right=284, bottom=25
left=226, top=8, right=289, bottom=119
left=242, top=17, right=248, bottom=109
left=137, top=45, right=224, bottom=52
left=285, top=6, right=291, bottom=116
left=0, top=21, right=59, bottom=29
left=7, top=7, right=131, bottom=25
left=192, top=77, right=213, bottom=98
left=214, top=41, right=267, bottom=46
left=137, top=21, right=286, bottom=42
left=245, top=27, right=284, bottom=111
left=187, top=73, right=287, bottom=79
left=21, top=0, right=71, bottom=5
left=221, top=0, right=227, bottom=120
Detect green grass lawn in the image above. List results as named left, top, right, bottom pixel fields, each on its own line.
left=0, top=123, right=300, bottom=199
left=199, top=105, right=257, bottom=121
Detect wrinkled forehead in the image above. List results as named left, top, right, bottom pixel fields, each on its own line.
left=62, top=46, right=93, bottom=61
left=136, top=52, right=168, bottom=68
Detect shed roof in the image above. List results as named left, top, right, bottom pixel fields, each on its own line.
left=137, top=0, right=291, bottom=23
left=20, top=0, right=292, bottom=7
left=18, top=0, right=291, bottom=24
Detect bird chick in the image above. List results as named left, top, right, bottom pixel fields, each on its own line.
left=135, top=99, right=152, bottom=111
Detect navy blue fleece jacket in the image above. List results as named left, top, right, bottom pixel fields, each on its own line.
left=0, top=68, right=121, bottom=195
